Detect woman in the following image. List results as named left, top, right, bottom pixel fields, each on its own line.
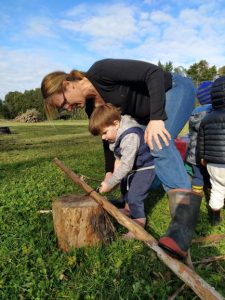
left=41, top=58, right=199, bottom=259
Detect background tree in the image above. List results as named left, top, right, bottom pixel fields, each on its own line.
left=4, top=91, right=24, bottom=119
left=218, top=65, right=225, bottom=76
left=186, top=60, right=217, bottom=86
left=4, top=89, right=45, bottom=119
left=158, top=61, right=188, bottom=76
left=158, top=60, right=174, bottom=72
left=0, top=100, right=10, bottom=119
left=3, top=88, right=88, bottom=120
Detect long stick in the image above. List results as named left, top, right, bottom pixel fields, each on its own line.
left=193, top=234, right=225, bottom=244
left=194, top=255, right=225, bottom=265
left=53, top=158, right=224, bottom=300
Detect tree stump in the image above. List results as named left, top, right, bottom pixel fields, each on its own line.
left=0, top=127, right=11, bottom=134
left=52, top=194, right=115, bottom=252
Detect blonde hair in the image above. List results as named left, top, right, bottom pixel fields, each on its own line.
left=41, top=70, right=86, bottom=119
left=89, top=104, right=121, bottom=136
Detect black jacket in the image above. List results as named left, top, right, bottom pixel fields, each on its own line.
left=197, top=107, right=225, bottom=164
left=186, top=104, right=212, bottom=165
left=86, top=58, right=172, bottom=124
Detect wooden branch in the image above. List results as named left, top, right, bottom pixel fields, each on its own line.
left=193, top=234, right=225, bottom=244
left=168, top=254, right=225, bottom=300
left=168, top=283, right=187, bottom=300
left=53, top=158, right=224, bottom=300
left=80, top=174, right=102, bottom=183
left=38, top=210, right=52, bottom=214
left=194, top=255, right=225, bottom=265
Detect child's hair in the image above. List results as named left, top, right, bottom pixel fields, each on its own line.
left=89, top=104, right=121, bottom=136
left=197, top=81, right=213, bottom=105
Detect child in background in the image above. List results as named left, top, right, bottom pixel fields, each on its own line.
left=186, top=81, right=213, bottom=196
left=89, top=104, right=155, bottom=238
left=198, top=76, right=225, bottom=226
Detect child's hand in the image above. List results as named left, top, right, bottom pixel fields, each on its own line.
left=99, top=181, right=112, bottom=193
left=201, top=159, right=207, bottom=166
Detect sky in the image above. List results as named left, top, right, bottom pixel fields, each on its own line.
left=1, top=0, right=225, bottom=100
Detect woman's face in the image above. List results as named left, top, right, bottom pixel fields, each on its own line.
left=51, top=81, right=86, bottom=112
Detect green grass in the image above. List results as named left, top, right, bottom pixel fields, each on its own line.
left=0, top=120, right=225, bottom=299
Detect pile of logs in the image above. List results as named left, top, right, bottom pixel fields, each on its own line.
left=14, top=109, right=40, bottom=123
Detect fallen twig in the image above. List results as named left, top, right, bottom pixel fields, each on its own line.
left=193, top=234, right=225, bottom=244
left=168, top=283, right=187, bottom=300
left=193, top=255, right=225, bottom=265
left=38, top=210, right=52, bottom=214
left=80, top=174, right=101, bottom=183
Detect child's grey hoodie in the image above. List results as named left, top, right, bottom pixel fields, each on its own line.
left=107, top=115, right=144, bottom=188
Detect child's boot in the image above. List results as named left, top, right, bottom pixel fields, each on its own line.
left=203, top=185, right=211, bottom=205
left=208, top=208, right=221, bottom=226
left=122, top=218, right=146, bottom=240
left=119, top=203, right=131, bottom=216
left=110, top=198, right=125, bottom=209
left=192, top=185, right=203, bottom=195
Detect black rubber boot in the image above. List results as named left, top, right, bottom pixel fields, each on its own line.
left=158, top=190, right=202, bottom=260
left=208, top=208, right=221, bottom=226
left=203, top=185, right=211, bottom=207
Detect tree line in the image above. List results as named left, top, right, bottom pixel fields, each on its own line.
left=1, top=60, right=225, bottom=120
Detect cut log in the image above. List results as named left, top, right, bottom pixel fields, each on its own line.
left=52, top=194, right=115, bottom=252
left=0, top=127, right=11, bottom=134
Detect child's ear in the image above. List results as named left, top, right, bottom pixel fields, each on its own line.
left=114, top=120, right=120, bottom=129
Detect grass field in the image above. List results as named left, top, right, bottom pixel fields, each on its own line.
left=0, top=120, right=225, bottom=299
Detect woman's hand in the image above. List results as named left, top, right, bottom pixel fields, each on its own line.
left=144, top=120, right=171, bottom=150
left=99, top=181, right=112, bottom=193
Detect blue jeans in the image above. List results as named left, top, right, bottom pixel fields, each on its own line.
left=151, top=74, right=196, bottom=191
